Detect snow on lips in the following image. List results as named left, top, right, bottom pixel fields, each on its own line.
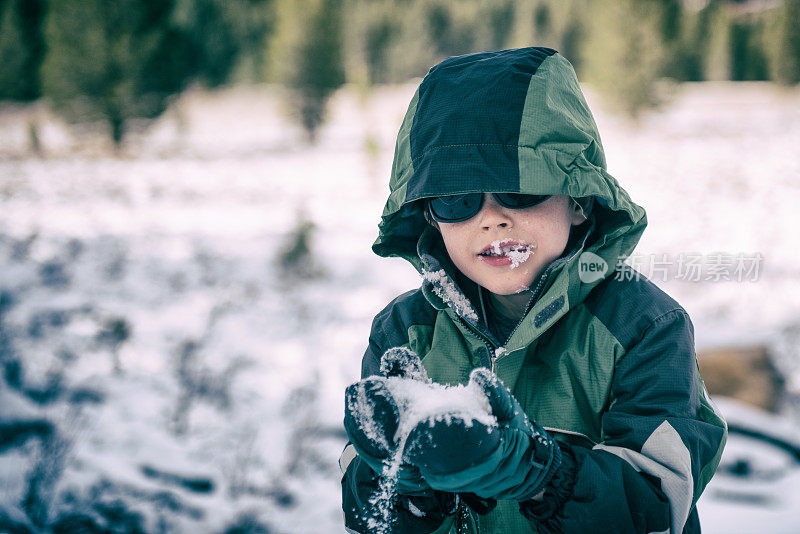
left=479, top=239, right=534, bottom=269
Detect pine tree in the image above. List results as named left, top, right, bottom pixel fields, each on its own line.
left=40, top=0, right=191, bottom=147
left=171, top=0, right=274, bottom=87
left=0, top=0, right=45, bottom=101
left=704, top=2, right=734, bottom=81
left=268, top=0, right=345, bottom=142
left=581, top=0, right=669, bottom=117
left=766, top=0, right=800, bottom=85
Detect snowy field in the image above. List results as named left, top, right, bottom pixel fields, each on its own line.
left=1, top=81, right=800, bottom=533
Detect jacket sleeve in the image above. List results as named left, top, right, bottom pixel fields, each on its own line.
left=341, top=291, right=457, bottom=533
left=521, top=308, right=727, bottom=534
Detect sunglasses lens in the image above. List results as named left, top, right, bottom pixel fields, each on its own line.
left=429, top=193, right=483, bottom=222
left=493, top=193, right=551, bottom=208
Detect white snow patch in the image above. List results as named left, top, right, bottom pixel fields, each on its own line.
left=383, top=376, right=495, bottom=440
left=422, top=268, right=479, bottom=322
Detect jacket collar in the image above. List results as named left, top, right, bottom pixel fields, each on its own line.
left=418, top=218, right=595, bottom=347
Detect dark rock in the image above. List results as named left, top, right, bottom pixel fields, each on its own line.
left=698, top=345, right=785, bottom=412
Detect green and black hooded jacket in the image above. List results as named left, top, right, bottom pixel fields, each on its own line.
left=341, top=47, right=727, bottom=534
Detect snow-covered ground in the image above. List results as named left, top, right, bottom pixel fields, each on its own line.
left=1, top=81, right=799, bottom=533
left=698, top=396, right=800, bottom=533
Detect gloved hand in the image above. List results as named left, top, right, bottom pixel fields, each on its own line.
left=343, top=347, right=430, bottom=495
left=404, top=367, right=561, bottom=501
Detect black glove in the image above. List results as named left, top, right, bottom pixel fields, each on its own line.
left=343, top=347, right=430, bottom=494
left=405, top=368, right=561, bottom=501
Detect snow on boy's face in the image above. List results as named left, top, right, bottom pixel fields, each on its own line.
left=437, top=194, right=585, bottom=296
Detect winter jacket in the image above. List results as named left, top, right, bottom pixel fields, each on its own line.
left=341, top=47, right=727, bottom=534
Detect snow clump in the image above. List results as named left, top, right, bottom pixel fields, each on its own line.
left=380, top=346, right=430, bottom=382
left=422, top=268, right=480, bottom=322
left=488, top=238, right=534, bottom=269
left=363, top=374, right=497, bottom=533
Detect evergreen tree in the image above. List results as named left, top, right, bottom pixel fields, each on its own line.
left=476, top=0, right=515, bottom=52
left=171, top=0, right=241, bottom=87
left=0, top=0, right=45, bottom=101
left=381, top=0, right=441, bottom=82
left=40, top=0, right=191, bottom=147
left=507, top=1, right=586, bottom=70
left=766, top=0, right=800, bottom=85
left=171, top=0, right=274, bottom=87
left=704, top=1, right=734, bottom=81
left=342, top=0, right=400, bottom=87
left=508, top=0, right=539, bottom=49
left=730, top=17, right=769, bottom=81
left=268, top=0, right=345, bottom=142
left=672, top=2, right=714, bottom=81
left=581, top=0, right=668, bottom=117
left=423, top=0, right=476, bottom=58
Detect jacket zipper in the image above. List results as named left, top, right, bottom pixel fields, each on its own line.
left=447, top=221, right=593, bottom=373
left=452, top=313, right=497, bottom=370
left=493, top=271, right=549, bottom=367
left=487, top=230, right=591, bottom=370
left=451, top=269, right=550, bottom=374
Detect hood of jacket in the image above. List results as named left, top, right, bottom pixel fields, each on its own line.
left=373, top=47, right=647, bottom=348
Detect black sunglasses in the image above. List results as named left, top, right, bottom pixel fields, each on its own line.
left=427, top=193, right=552, bottom=223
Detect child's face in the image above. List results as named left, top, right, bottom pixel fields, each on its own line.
left=437, top=194, right=585, bottom=295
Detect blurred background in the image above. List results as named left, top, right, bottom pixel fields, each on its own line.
left=1, top=0, right=800, bottom=532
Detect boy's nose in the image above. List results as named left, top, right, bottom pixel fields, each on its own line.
left=478, top=193, right=512, bottom=229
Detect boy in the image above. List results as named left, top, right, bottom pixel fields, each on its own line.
left=341, top=47, right=727, bottom=533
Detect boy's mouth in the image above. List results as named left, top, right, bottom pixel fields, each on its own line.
left=478, top=240, right=530, bottom=257
left=478, top=240, right=534, bottom=268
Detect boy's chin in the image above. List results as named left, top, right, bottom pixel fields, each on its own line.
left=481, top=281, right=534, bottom=296
left=473, top=269, right=540, bottom=296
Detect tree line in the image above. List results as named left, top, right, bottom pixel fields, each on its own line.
left=1, top=0, right=799, bottom=146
